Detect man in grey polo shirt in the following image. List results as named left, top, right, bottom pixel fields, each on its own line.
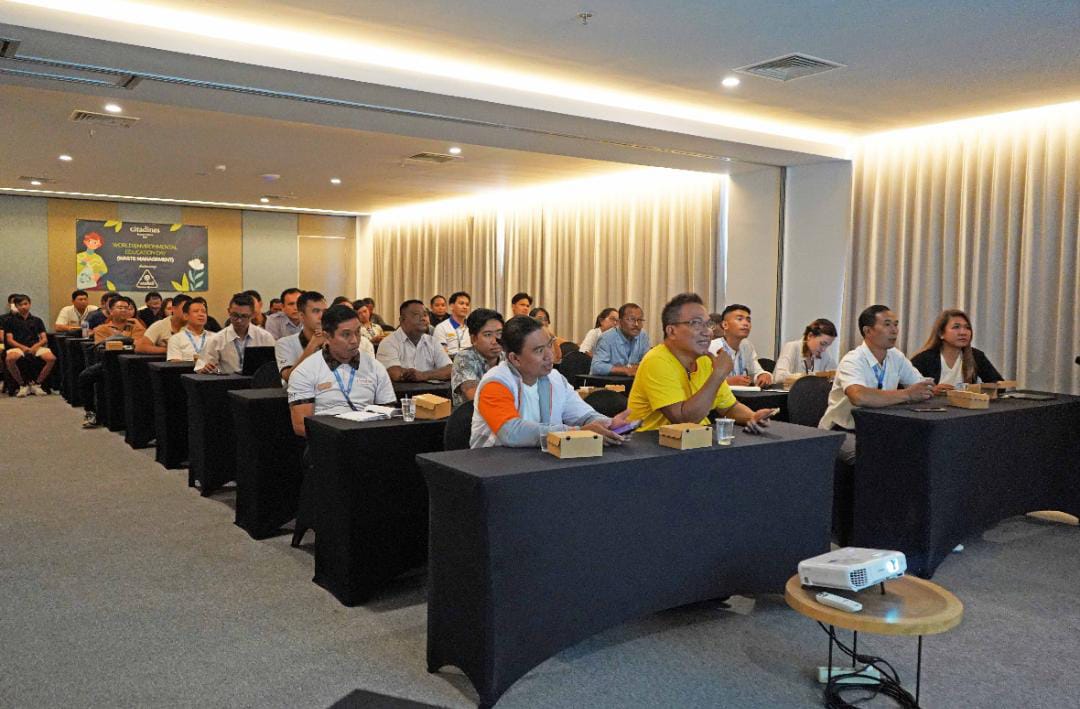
left=376, top=299, right=451, bottom=382
left=265, top=287, right=304, bottom=340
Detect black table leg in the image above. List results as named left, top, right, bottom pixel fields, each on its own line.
left=916, top=635, right=923, bottom=705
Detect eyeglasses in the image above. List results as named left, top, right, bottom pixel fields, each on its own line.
left=622, top=317, right=646, bottom=325
left=671, top=319, right=711, bottom=332
left=229, top=312, right=252, bottom=321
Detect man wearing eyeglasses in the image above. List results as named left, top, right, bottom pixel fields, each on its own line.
left=590, top=302, right=651, bottom=376
left=195, top=292, right=275, bottom=374
left=628, top=292, right=775, bottom=433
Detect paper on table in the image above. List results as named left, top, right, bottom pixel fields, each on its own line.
left=728, top=385, right=762, bottom=392
left=335, top=405, right=396, bottom=422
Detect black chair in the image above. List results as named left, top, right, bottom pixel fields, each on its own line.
left=250, top=360, right=282, bottom=389
left=560, top=341, right=579, bottom=358
left=443, top=400, right=474, bottom=451
left=556, top=350, right=591, bottom=383
left=584, top=389, right=628, bottom=417
left=757, top=357, right=776, bottom=373
left=786, top=375, right=832, bottom=427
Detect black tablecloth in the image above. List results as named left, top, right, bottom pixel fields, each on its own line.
left=59, top=336, right=90, bottom=405
left=418, top=422, right=844, bottom=707
left=576, top=373, right=635, bottom=388
left=305, top=416, right=447, bottom=606
left=182, top=373, right=252, bottom=495
left=392, top=381, right=452, bottom=401
left=852, top=393, right=1080, bottom=577
left=100, top=348, right=136, bottom=432
left=733, top=388, right=790, bottom=422
left=44, top=332, right=65, bottom=392
left=119, top=354, right=165, bottom=448
left=148, top=362, right=195, bottom=469
left=229, top=389, right=305, bottom=539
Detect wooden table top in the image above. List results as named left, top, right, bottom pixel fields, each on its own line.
left=785, top=575, right=963, bottom=636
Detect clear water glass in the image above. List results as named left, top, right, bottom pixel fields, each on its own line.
left=714, top=418, right=735, bottom=446
left=539, top=432, right=549, bottom=453
left=401, top=397, right=415, bottom=422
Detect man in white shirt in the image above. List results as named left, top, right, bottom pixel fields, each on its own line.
left=288, top=304, right=396, bottom=436
left=166, top=297, right=211, bottom=363
left=136, top=294, right=189, bottom=354
left=54, top=289, right=98, bottom=332
left=818, top=304, right=934, bottom=463
left=708, top=304, right=772, bottom=387
left=433, top=291, right=472, bottom=356
left=377, top=299, right=452, bottom=382
left=195, top=292, right=275, bottom=374
left=264, top=287, right=304, bottom=340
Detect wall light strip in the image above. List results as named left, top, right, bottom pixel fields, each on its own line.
left=11, top=0, right=851, bottom=148
left=0, top=186, right=365, bottom=216
left=861, top=100, right=1080, bottom=144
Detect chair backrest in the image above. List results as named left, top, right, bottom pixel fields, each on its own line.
left=583, top=389, right=628, bottom=418
left=444, top=400, right=474, bottom=451
left=560, top=341, right=580, bottom=357
left=758, top=357, right=776, bottom=373
left=786, top=375, right=833, bottom=427
left=250, top=360, right=283, bottom=389
left=557, top=350, right=592, bottom=382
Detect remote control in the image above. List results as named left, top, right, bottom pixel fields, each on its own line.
left=815, top=591, right=863, bottom=613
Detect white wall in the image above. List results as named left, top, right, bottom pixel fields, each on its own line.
left=781, top=161, right=853, bottom=346
left=354, top=215, right=374, bottom=298
left=242, top=210, right=299, bottom=302
left=0, top=195, right=50, bottom=318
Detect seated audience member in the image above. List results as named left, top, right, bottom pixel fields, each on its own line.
left=427, top=295, right=450, bottom=328
left=773, top=318, right=839, bottom=383
left=360, top=297, right=390, bottom=330
left=85, top=292, right=116, bottom=330
left=377, top=299, right=452, bottom=382
left=161, top=297, right=173, bottom=316
left=166, top=298, right=211, bottom=363
left=510, top=292, right=533, bottom=317
left=137, top=292, right=165, bottom=328
left=818, top=305, right=933, bottom=463
left=451, top=308, right=505, bottom=408
left=205, top=312, right=223, bottom=333
left=590, top=302, right=650, bottom=375
left=55, top=289, right=98, bottom=332
left=331, top=296, right=351, bottom=307
left=137, top=294, right=189, bottom=354
left=195, top=292, right=275, bottom=374
left=708, top=304, right=772, bottom=387
left=529, top=307, right=569, bottom=364
left=265, top=288, right=304, bottom=339
left=4, top=294, right=57, bottom=397
left=628, top=293, right=775, bottom=433
left=354, top=300, right=385, bottom=345
left=707, top=312, right=724, bottom=340
left=911, top=309, right=1003, bottom=394
left=243, top=290, right=267, bottom=327
left=288, top=304, right=396, bottom=436
left=277, top=292, right=330, bottom=382
left=268, top=298, right=283, bottom=315
left=434, top=291, right=473, bottom=356
left=471, top=315, right=629, bottom=448
left=579, top=307, right=618, bottom=356
left=79, top=295, right=145, bottom=426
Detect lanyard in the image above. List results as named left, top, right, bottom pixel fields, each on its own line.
left=332, top=365, right=359, bottom=411
left=725, top=341, right=744, bottom=376
left=232, top=336, right=247, bottom=368
left=872, top=360, right=886, bottom=389
left=803, top=357, right=814, bottom=374
left=184, top=330, right=206, bottom=354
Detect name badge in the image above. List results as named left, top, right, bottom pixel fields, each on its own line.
left=317, top=381, right=335, bottom=391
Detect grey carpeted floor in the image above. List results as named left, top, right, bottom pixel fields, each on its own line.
left=2, top=395, right=1078, bottom=708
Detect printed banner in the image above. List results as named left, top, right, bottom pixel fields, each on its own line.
left=76, top=220, right=209, bottom=292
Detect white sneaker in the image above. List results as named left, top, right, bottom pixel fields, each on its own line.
left=16, top=385, right=30, bottom=398
left=29, top=382, right=46, bottom=396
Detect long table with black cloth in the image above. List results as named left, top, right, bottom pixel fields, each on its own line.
left=392, top=380, right=452, bottom=400
left=148, top=361, right=195, bottom=468
left=59, top=335, right=89, bottom=405
left=118, top=354, right=165, bottom=448
left=100, top=348, right=136, bottom=432
left=304, top=415, right=446, bottom=606
left=851, top=392, right=1080, bottom=577
left=730, top=388, right=789, bottom=422
left=182, top=373, right=253, bottom=495
left=417, top=422, right=845, bottom=708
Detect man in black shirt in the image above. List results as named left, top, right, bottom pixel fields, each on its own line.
left=137, top=291, right=165, bottom=328
left=85, top=291, right=116, bottom=330
left=4, top=294, right=56, bottom=397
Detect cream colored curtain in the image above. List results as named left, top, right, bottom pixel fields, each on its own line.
left=846, top=103, right=1079, bottom=394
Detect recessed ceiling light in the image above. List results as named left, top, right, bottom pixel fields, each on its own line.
left=721, top=76, right=741, bottom=88
left=104, top=103, right=123, bottom=113
left=30, top=180, right=42, bottom=186
left=448, top=146, right=462, bottom=155
left=259, top=197, right=270, bottom=203
left=59, top=154, right=73, bottom=162
left=330, top=178, right=342, bottom=185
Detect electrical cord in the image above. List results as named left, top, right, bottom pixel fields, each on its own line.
left=816, top=622, right=920, bottom=708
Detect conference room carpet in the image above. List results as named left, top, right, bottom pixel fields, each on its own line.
left=2, top=395, right=1078, bottom=708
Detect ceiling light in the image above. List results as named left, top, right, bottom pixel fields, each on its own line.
left=721, top=76, right=740, bottom=88
left=330, top=178, right=342, bottom=185
left=58, top=154, right=73, bottom=161
left=259, top=197, right=270, bottom=203
left=448, top=146, right=462, bottom=155
left=30, top=180, right=42, bottom=186
left=104, top=103, right=123, bottom=113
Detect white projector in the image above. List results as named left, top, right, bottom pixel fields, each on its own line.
left=798, top=547, right=907, bottom=592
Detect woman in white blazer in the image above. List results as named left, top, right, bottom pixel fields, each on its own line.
left=773, top=318, right=838, bottom=383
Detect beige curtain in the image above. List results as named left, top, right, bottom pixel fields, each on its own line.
left=846, top=103, right=1079, bottom=394
left=371, top=208, right=498, bottom=321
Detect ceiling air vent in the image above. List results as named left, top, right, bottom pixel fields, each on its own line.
left=735, top=53, right=845, bottom=82
left=404, top=152, right=461, bottom=165
left=69, top=110, right=141, bottom=128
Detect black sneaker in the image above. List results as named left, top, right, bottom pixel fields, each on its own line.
left=82, top=413, right=99, bottom=428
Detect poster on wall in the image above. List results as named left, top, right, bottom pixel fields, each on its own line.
left=75, top=219, right=209, bottom=292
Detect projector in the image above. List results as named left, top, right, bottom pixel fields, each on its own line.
left=798, top=547, right=907, bottom=592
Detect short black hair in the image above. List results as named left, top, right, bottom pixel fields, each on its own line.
left=172, top=294, right=192, bottom=310
left=858, top=305, right=892, bottom=338
left=183, top=297, right=207, bottom=314
left=113, top=295, right=137, bottom=310
left=361, top=297, right=376, bottom=309
left=399, top=299, right=424, bottom=316
left=618, top=302, right=642, bottom=319
left=331, top=295, right=351, bottom=307
left=661, top=292, right=704, bottom=330
left=144, top=291, right=162, bottom=303
left=243, top=289, right=262, bottom=302
left=321, top=303, right=359, bottom=337
left=721, top=304, right=750, bottom=319
left=529, top=306, right=550, bottom=322
left=499, top=315, right=544, bottom=355
left=72, top=289, right=88, bottom=300
left=466, top=308, right=504, bottom=337
left=269, top=298, right=281, bottom=306
left=430, top=294, right=446, bottom=306
left=229, top=293, right=255, bottom=309
left=594, top=307, right=617, bottom=329
left=99, top=292, right=115, bottom=303
left=511, top=292, right=532, bottom=306
left=448, top=291, right=470, bottom=305
left=298, top=291, right=325, bottom=312
left=105, top=293, right=124, bottom=308
left=13, top=294, right=30, bottom=306
left=6, top=293, right=17, bottom=304
left=279, top=287, right=302, bottom=301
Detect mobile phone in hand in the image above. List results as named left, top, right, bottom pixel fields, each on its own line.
left=611, top=420, right=641, bottom=435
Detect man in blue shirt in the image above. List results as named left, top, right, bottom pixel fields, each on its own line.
left=590, top=302, right=651, bottom=376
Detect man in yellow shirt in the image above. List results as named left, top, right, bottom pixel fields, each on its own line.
left=629, top=293, right=775, bottom=433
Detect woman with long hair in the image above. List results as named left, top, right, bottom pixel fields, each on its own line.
left=529, top=306, right=569, bottom=363
left=911, top=309, right=1002, bottom=394
left=579, top=307, right=619, bottom=356
left=773, top=318, right=839, bottom=383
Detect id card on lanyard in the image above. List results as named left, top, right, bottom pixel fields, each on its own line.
left=871, top=360, right=886, bottom=389
left=332, top=366, right=358, bottom=411
left=185, top=330, right=206, bottom=355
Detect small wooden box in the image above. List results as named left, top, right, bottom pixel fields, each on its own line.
left=577, top=386, right=598, bottom=399
left=658, top=422, right=713, bottom=450
left=413, top=393, right=451, bottom=419
left=546, top=430, right=603, bottom=459
left=603, top=384, right=626, bottom=393
left=104, top=340, right=125, bottom=351
left=966, top=383, right=999, bottom=400
left=947, top=389, right=989, bottom=409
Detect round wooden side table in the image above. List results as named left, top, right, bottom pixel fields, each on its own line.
left=785, top=574, right=963, bottom=705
